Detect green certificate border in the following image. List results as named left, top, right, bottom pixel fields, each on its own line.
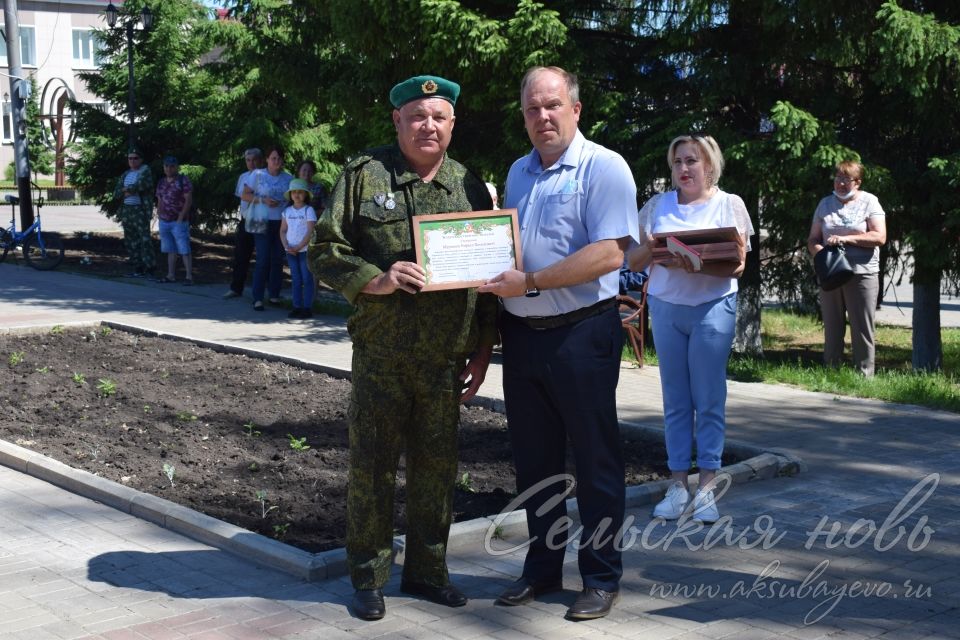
left=412, top=208, right=522, bottom=291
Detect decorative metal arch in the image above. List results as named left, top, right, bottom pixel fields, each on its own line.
left=39, top=77, right=77, bottom=148
left=38, top=78, right=77, bottom=187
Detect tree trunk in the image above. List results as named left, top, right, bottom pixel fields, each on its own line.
left=734, top=212, right=763, bottom=355
left=912, top=278, right=942, bottom=372
left=734, top=261, right=763, bottom=355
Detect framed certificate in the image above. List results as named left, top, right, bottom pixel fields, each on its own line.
left=412, top=209, right=522, bottom=291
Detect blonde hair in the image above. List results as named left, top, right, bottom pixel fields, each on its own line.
left=835, top=160, right=863, bottom=182
left=667, top=134, right=724, bottom=188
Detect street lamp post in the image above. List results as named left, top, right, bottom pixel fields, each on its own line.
left=104, top=2, right=154, bottom=151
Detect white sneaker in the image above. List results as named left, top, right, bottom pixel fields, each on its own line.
left=653, top=482, right=689, bottom=520
left=692, top=489, right=719, bottom=524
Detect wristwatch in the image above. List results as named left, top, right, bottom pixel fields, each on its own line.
left=524, top=271, right=540, bottom=298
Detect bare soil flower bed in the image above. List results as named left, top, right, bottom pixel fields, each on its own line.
left=0, top=327, right=680, bottom=553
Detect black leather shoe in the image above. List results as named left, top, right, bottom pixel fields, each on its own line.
left=351, top=589, right=385, bottom=620
left=496, top=577, right=564, bottom=606
left=399, top=580, right=468, bottom=607
left=565, top=587, right=619, bottom=620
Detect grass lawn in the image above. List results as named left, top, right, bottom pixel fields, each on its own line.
left=626, top=308, right=960, bottom=413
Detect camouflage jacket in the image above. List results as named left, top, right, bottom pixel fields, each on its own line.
left=309, top=144, right=497, bottom=359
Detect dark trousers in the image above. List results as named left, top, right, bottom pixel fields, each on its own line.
left=501, top=307, right=626, bottom=592
left=229, top=219, right=255, bottom=295
left=252, top=220, right=284, bottom=303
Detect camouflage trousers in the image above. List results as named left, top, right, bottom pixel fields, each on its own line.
left=346, top=349, right=465, bottom=590
left=119, top=204, right=155, bottom=272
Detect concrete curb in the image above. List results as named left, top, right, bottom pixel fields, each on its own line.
left=0, top=321, right=804, bottom=583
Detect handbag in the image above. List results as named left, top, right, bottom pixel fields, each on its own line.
left=814, top=244, right=855, bottom=291
left=244, top=171, right=270, bottom=234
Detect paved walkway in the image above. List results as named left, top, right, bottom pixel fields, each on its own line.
left=1, top=263, right=958, bottom=640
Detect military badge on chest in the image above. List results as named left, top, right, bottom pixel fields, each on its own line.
left=373, top=192, right=397, bottom=210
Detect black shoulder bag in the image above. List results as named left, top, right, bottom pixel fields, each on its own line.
left=814, top=245, right=854, bottom=291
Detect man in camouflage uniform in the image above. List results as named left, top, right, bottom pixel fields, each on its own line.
left=309, top=75, right=496, bottom=621
left=112, top=148, right=156, bottom=276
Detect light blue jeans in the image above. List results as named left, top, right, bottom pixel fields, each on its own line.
left=286, top=251, right=314, bottom=310
left=648, top=293, right=737, bottom=471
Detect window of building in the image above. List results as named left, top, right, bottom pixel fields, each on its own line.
left=0, top=26, right=37, bottom=67
left=2, top=100, right=12, bottom=142
left=72, top=29, right=102, bottom=68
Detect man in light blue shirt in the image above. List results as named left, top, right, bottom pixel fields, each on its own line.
left=479, top=66, right=638, bottom=621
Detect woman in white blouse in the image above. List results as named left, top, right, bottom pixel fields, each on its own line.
left=807, top=161, right=886, bottom=376
left=628, top=134, right=752, bottom=524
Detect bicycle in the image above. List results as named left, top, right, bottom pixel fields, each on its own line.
left=0, top=192, right=65, bottom=270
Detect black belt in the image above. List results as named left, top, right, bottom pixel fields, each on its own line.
left=508, top=297, right=617, bottom=331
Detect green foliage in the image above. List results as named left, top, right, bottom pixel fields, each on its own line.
left=25, top=77, right=54, bottom=180
left=874, top=2, right=960, bottom=98
left=72, top=372, right=87, bottom=385
left=96, top=378, right=117, bottom=396
left=726, top=309, right=960, bottom=412
left=69, top=0, right=233, bottom=224
left=162, top=462, right=176, bottom=487
left=287, top=433, right=310, bottom=451
left=8, top=351, right=25, bottom=367
left=255, top=489, right=278, bottom=518
left=68, top=0, right=960, bottom=367
left=176, top=410, right=198, bottom=422
left=50, top=324, right=65, bottom=335
left=242, top=421, right=261, bottom=437
left=455, top=472, right=476, bottom=493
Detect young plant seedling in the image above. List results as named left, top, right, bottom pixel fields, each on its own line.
left=255, top=489, right=278, bottom=518
left=272, top=523, right=290, bottom=539
left=287, top=434, right=310, bottom=452
left=96, top=379, right=117, bottom=397
left=8, top=351, right=25, bottom=366
left=455, top=472, right=476, bottom=493
left=72, top=372, right=87, bottom=386
left=50, top=325, right=65, bottom=335
left=100, top=326, right=112, bottom=337
left=35, top=366, right=50, bottom=373
left=176, top=410, right=198, bottom=422
left=243, top=421, right=261, bottom=437
left=162, top=463, right=176, bottom=487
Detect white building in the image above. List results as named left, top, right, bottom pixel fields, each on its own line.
left=0, top=0, right=109, bottom=175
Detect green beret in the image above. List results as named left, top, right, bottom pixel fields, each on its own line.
left=389, top=75, right=460, bottom=108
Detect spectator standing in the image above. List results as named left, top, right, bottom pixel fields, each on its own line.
left=113, top=147, right=156, bottom=277
left=296, top=159, right=327, bottom=213
left=242, top=145, right=293, bottom=311
left=806, top=160, right=887, bottom=376
left=154, top=156, right=194, bottom=284
left=223, top=148, right=262, bottom=299
left=280, top=178, right=317, bottom=318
